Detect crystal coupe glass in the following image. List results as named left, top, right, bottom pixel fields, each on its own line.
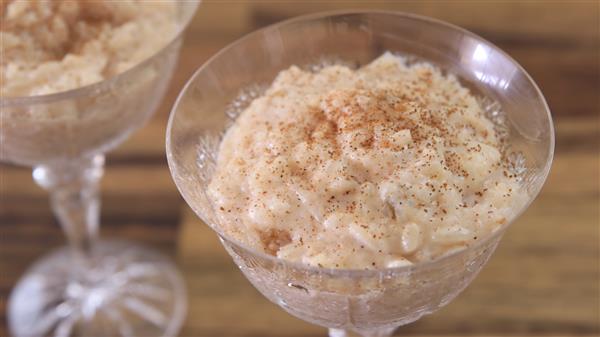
left=2, top=2, right=199, bottom=337
left=166, top=11, right=554, bottom=337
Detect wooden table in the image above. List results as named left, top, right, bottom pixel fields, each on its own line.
left=1, top=2, right=598, bottom=336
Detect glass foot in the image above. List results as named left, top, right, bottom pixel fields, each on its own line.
left=8, top=240, right=186, bottom=337
left=329, top=327, right=396, bottom=337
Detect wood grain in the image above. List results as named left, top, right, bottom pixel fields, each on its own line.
left=1, top=1, right=599, bottom=337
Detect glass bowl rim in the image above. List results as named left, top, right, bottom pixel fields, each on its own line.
left=166, top=9, right=555, bottom=277
left=0, top=0, right=201, bottom=108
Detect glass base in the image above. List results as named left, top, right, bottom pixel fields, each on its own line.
left=329, top=327, right=396, bottom=337
left=8, top=240, right=186, bottom=337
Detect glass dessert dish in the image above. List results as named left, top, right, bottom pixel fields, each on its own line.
left=166, top=11, right=554, bottom=337
left=2, top=2, right=199, bottom=337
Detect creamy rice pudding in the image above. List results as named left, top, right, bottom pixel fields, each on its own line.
left=208, top=53, right=527, bottom=269
left=0, top=0, right=176, bottom=97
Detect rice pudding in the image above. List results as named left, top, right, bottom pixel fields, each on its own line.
left=0, top=0, right=176, bottom=97
left=208, top=53, right=527, bottom=270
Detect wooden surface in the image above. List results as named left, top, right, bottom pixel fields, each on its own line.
left=1, top=1, right=599, bottom=337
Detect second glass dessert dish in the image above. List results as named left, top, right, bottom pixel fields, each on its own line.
left=167, top=11, right=554, bottom=337
left=2, top=1, right=199, bottom=336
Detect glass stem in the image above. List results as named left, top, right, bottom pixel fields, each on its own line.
left=329, top=327, right=396, bottom=337
left=33, top=155, right=105, bottom=265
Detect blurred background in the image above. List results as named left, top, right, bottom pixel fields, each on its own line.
left=1, top=1, right=598, bottom=336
